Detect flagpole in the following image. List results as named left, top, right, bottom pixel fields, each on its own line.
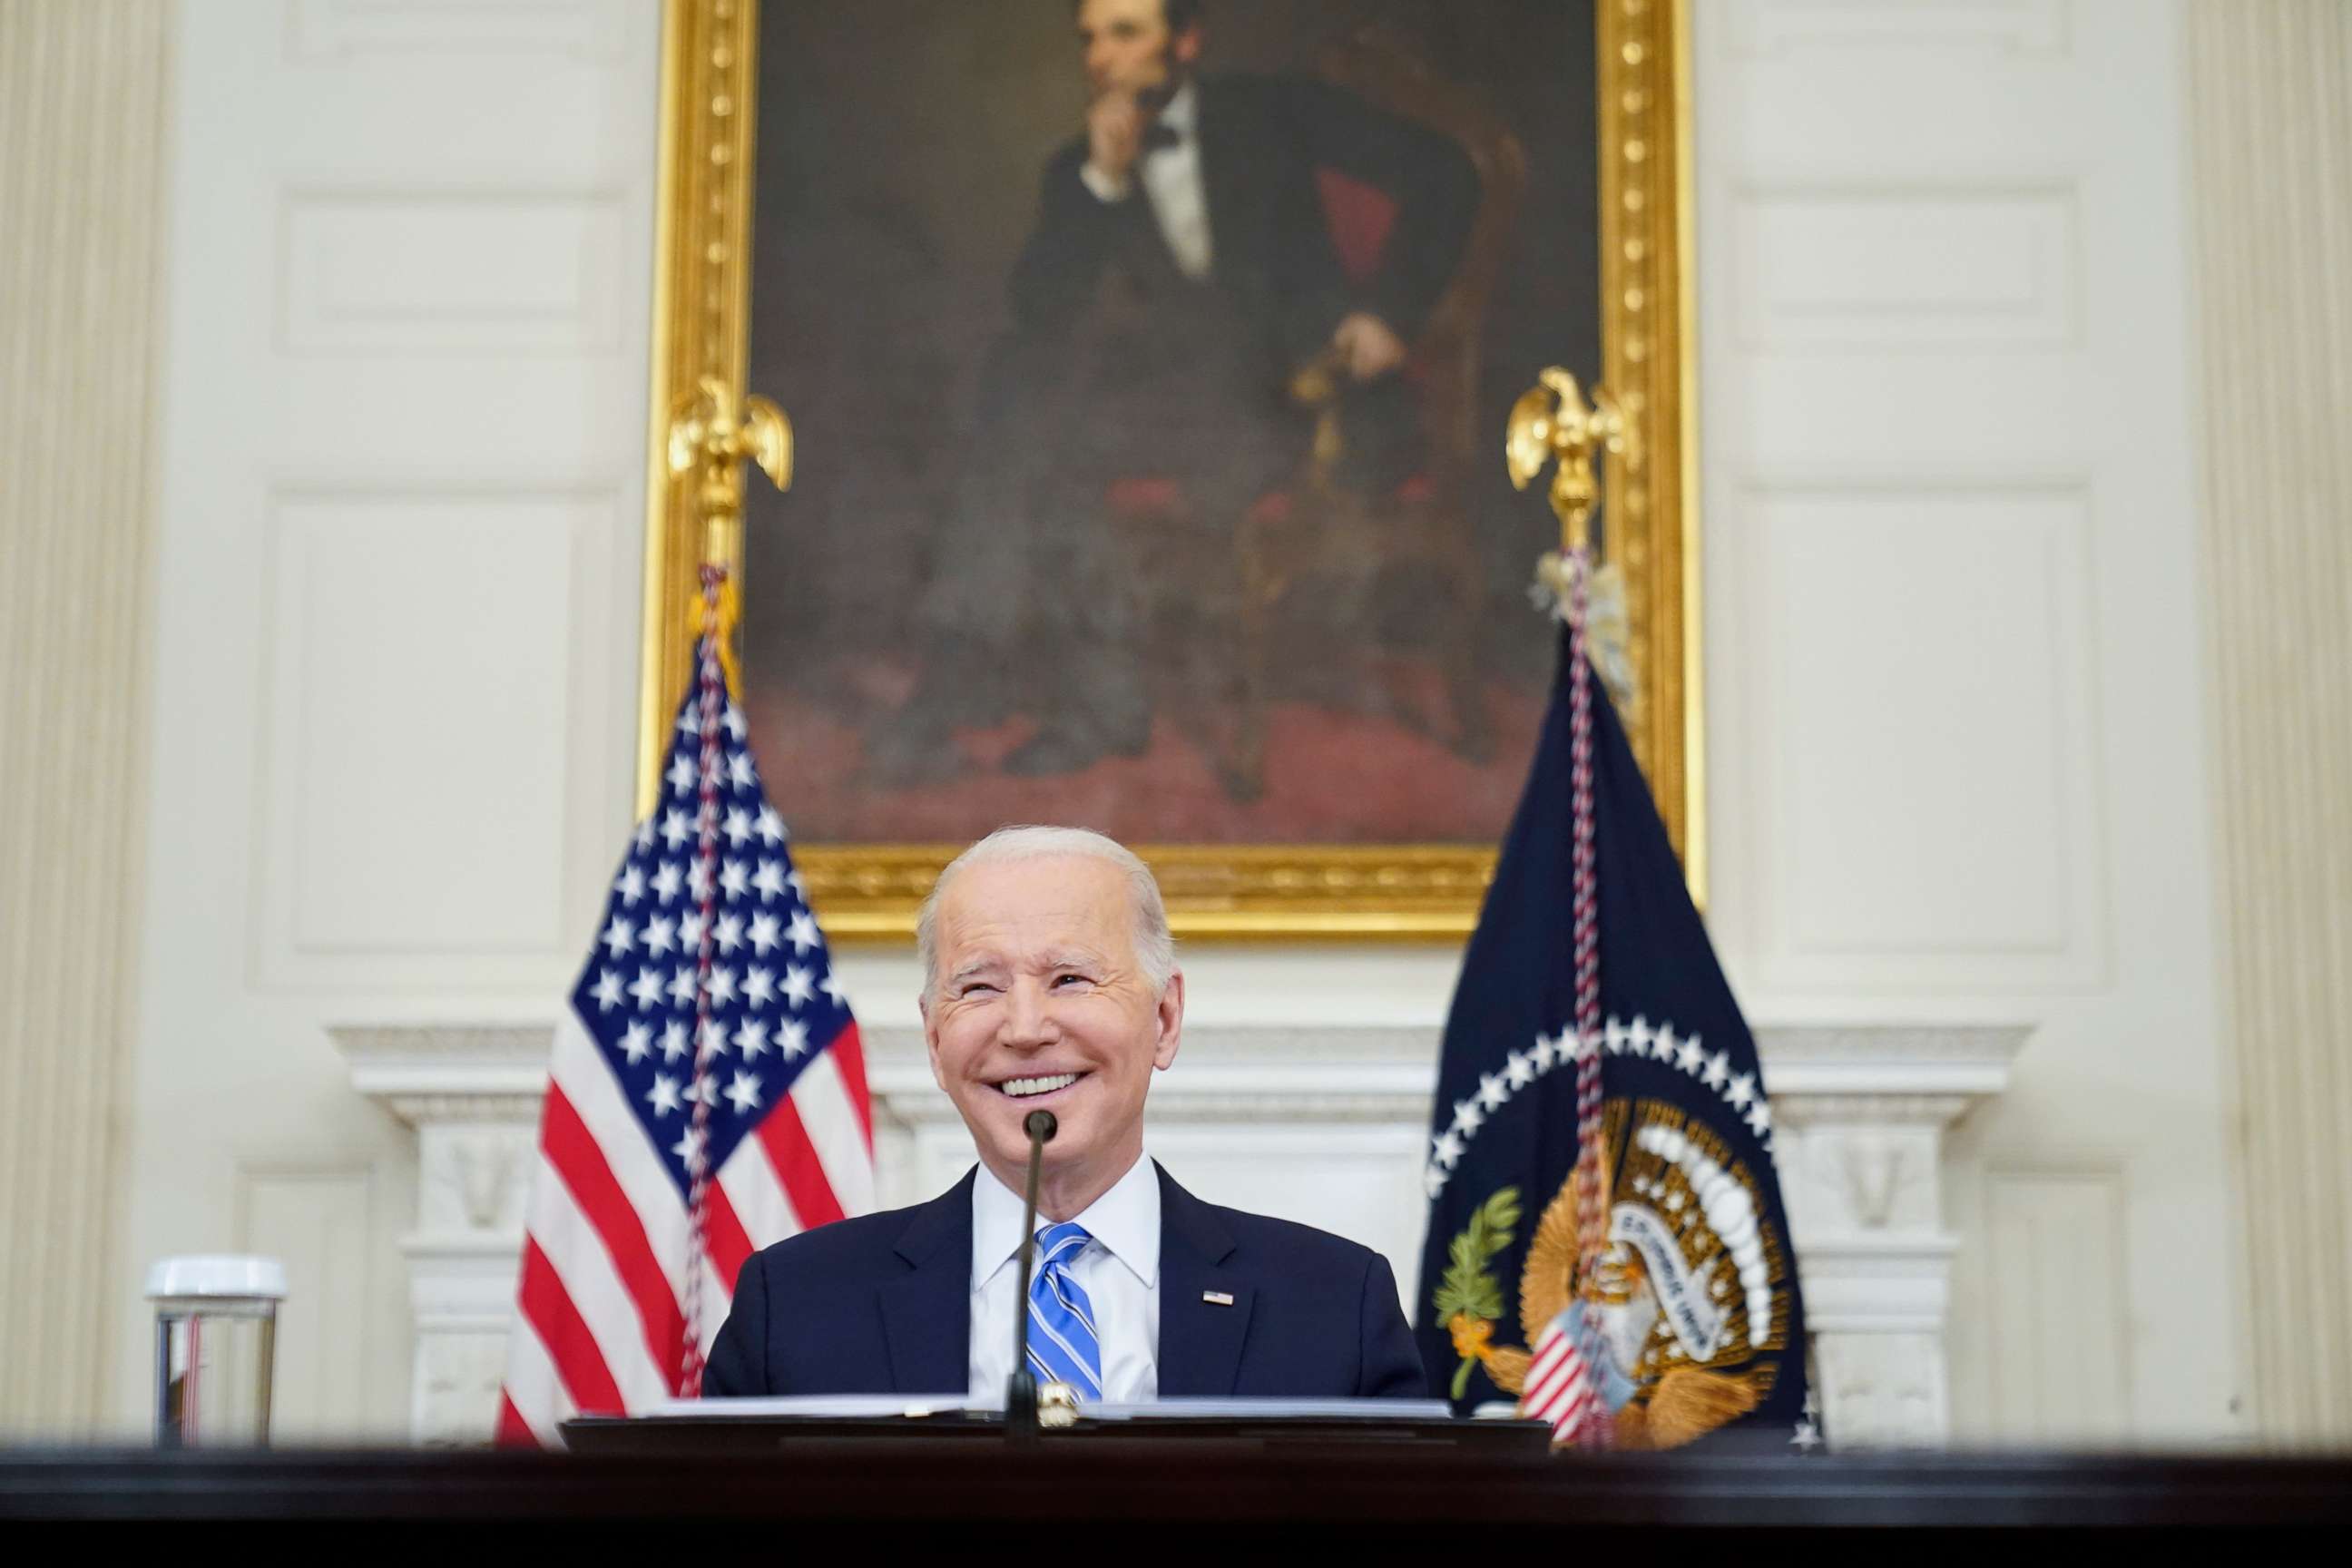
left=662, top=376, right=793, bottom=1395
left=1505, top=368, right=1631, bottom=1446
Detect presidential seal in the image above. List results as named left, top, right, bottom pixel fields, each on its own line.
left=1439, top=1095, right=1800, bottom=1449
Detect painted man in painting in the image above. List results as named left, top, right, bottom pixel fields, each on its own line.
left=875, top=0, right=1479, bottom=787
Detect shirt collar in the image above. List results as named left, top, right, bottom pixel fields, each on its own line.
left=971, top=1152, right=1162, bottom=1291
left=1155, top=78, right=1199, bottom=141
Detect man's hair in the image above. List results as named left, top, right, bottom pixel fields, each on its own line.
left=1074, top=0, right=1205, bottom=36
left=916, top=825, right=1177, bottom=1002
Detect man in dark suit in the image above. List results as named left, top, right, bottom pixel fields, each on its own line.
left=872, top=0, right=1479, bottom=784
left=703, top=825, right=1426, bottom=1402
left=1008, top=0, right=1475, bottom=392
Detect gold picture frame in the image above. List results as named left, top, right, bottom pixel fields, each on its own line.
left=638, top=0, right=1699, bottom=940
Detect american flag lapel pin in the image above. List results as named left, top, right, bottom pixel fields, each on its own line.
left=1202, top=1290, right=1234, bottom=1307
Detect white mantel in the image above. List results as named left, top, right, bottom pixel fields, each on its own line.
left=336, top=1020, right=2022, bottom=1447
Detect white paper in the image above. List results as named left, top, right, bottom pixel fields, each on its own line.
left=1080, top=1398, right=1455, bottom=1421
left=651, top=1394, right=975, bottom=1419
left=653, top=1395, right=1455, bottom=1423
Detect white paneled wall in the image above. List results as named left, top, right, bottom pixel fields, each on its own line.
left=1694, top=0, right=2244, bottom=1441
left=117, top=0, right=659, bottom=1436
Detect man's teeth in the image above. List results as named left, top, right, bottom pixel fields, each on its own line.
left=1002, top=1073, right=1078, bottom=1098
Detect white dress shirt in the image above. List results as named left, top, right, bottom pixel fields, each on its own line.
left=1080, top=79, right=1215, bottom=280
left=968, top=1152, right=1161, bottom=1404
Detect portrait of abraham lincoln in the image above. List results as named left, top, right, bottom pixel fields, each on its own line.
left=740, top=0, right=1600, bottom=847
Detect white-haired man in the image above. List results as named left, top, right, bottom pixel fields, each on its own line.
left=704, top=825, right=1426, bottom=1403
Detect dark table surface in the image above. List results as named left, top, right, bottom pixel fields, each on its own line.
left=3, top=1433, right=2347, bottom=1532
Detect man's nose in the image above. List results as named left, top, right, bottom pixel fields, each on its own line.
left=998, top=978, right=1057, bottom=1047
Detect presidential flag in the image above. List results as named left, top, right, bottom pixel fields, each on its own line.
left=497, top=624, right=874, bottom=1446
left=1415, top=612, right=1813, bottom=1451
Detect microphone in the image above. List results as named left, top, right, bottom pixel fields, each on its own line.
left=1004, top=1109, right=1057, bottom=1445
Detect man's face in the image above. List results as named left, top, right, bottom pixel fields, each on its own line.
left=1076, top=0, right=1201, bottom=103
left=922, top=854, right=1182, bottom=1185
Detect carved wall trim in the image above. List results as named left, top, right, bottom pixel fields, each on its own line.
left=340, top=1017, right=2020, bottom=1446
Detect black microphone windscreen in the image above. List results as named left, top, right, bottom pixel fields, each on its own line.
left=1024, top=1110, right=1058, bottom=1142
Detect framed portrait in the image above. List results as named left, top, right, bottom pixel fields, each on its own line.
left=640, top=0, right=1696, bottom=938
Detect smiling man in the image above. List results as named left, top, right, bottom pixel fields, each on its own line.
left=702, top=825, right=1426, bottom=1404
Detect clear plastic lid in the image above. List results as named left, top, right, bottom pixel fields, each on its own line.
left=144, top=1255, right=288, bottom=1302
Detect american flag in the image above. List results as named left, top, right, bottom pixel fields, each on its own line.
left=1519, top=1303, right=1602, bottom=1440
left=496, top=630, right=873, bottom=1446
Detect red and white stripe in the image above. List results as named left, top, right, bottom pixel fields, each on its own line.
left=495, top=1006, right=875, bottom=1446
left=1519, top=1315, right=1597, bottom=1444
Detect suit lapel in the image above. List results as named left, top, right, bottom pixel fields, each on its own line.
left=877, top=1170, right=975, bottom=1395
left=1154, top=1163, right=1255, bottom=1396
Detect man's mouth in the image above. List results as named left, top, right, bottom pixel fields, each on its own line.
left=995, top=1072, right=1085, bottom=1100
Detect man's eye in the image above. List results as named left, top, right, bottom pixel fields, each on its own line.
left=961, top=983, right=998, bottom=997
left=1054, top=974, right=1090, bottom=988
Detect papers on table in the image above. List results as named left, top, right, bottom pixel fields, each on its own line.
left=656, top=1395, right=1455, bottom=1422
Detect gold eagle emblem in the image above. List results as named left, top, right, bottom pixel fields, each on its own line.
left=1438, top=1098, right=1785, bottom=1449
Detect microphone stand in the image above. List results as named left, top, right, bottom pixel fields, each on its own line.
left=1004, top=1109, right=1056, bottom=1446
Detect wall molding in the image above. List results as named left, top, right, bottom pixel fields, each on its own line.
left=338, top=1017, right=2022, bottom=1446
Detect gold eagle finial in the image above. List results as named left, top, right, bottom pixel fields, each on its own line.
left=668, top=374, right=793, bottom=568
left=1504, top=367, right=1633, bottom=557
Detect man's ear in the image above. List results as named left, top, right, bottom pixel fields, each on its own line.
left=1172, top=24, right=1203, bottom=70
left=1151, top=969, right=1185, bottom=1071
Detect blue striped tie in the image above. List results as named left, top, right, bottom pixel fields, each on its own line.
left=1025, top=1220, right=1102, bottom=1400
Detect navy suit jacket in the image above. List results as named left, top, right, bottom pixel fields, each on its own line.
left=702, top=1163, right=1427, bottom=1401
